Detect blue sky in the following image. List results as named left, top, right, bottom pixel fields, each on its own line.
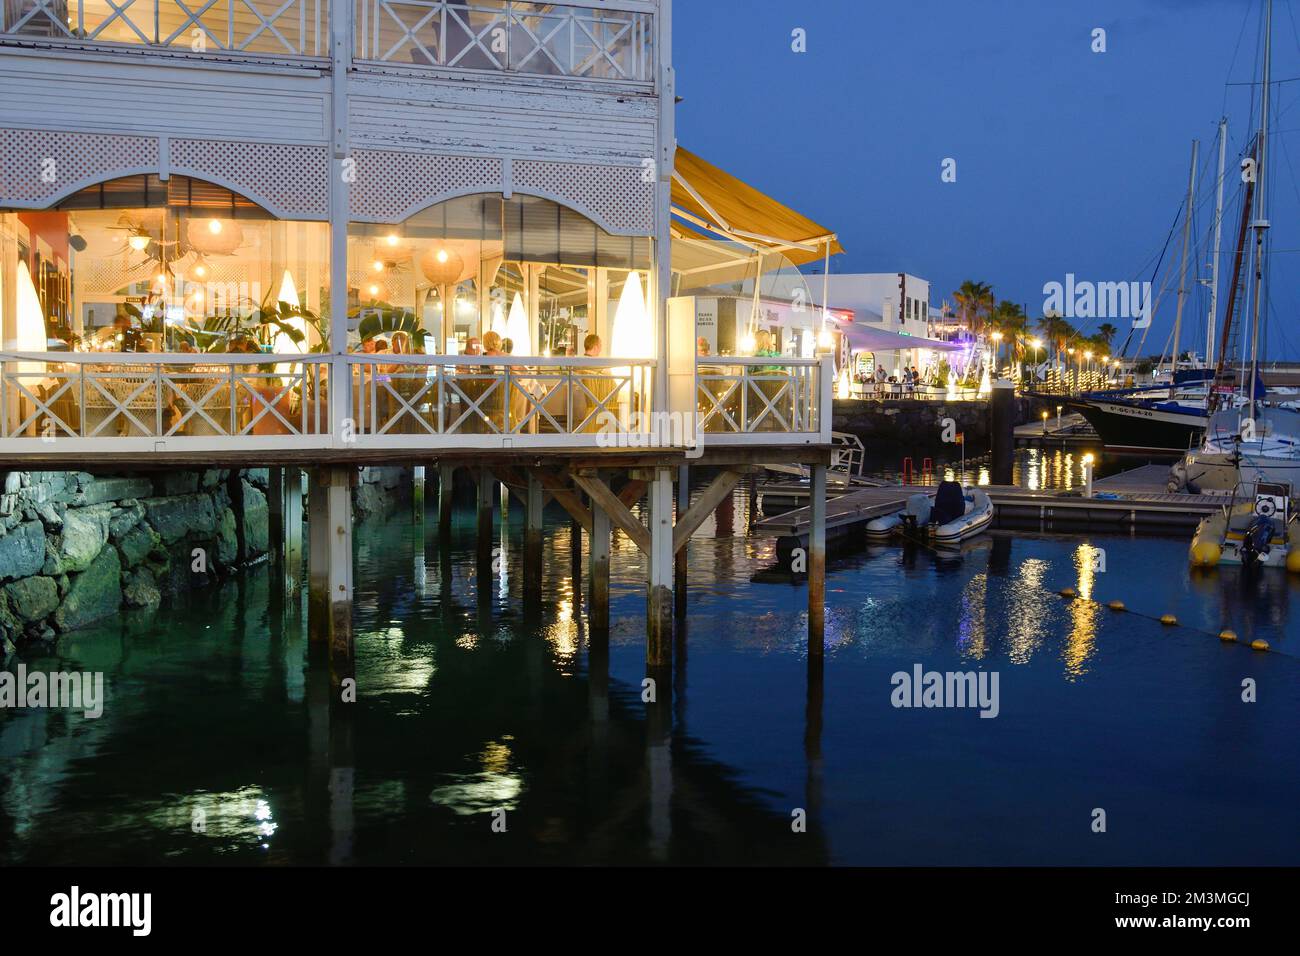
left=673, top=0, right=1298, bottom=359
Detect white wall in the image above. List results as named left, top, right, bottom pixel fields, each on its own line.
left=811, top=273, right=931, bottom=338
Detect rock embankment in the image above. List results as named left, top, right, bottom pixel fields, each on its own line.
left=0, top=469, right=272, bottom=653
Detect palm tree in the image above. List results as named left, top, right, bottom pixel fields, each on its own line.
left=1096, top=322, right=1118, bottom=349
left=1037, top=312, right=1075, bottom=367
left=953, top=280, right=994, bottom=334
left=989, top=300, right=1028, bottom=357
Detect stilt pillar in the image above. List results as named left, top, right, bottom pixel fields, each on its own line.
left=412, top=465, right=426, bottom=521
left=524, top=473, right=544, bottom=595
left=646, top=466, right=674, bottom=668
left=437, top=463, right=454, bottom=540
left=308, top=467, right=354, bottom=667
left=284, top=467, right=303, bottom=596
left=589, top=475, right=611, bottom=635
left=476, top=468, right=494, bottom=598
left=268, top=467, right=285, bottom=562
left=674, top=465, right=689, bottom=619
left=808, top=463, right=827, bottom=654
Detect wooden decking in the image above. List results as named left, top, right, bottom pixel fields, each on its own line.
left=755, top=464, right=1228, bottom=544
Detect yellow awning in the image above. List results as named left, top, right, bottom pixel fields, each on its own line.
left=672, top=147, right=844, bottom=267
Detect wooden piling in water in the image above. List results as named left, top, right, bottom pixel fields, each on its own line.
left=589, top=476, right=611, bottom=635
left=675, top=465, right=689, bottom=620
left=307, top=467, right=354, bottom=667
left=646, top=466, right=674, bottom=667
left=412, top=465, right=425, bottom=520
left=285, top=467, right=303, bottom=596
left=476, top=468, right=494, bottom=596
left=808, top=463, right=827, bottom=654
left=437, top=463, right=454, bottom=540
left=268, top=467, right=285, bottom=561
left=524, top=473, right=544, bottom=594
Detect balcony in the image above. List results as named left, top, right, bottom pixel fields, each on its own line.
left=0, top=0, right=654, bottom=81
left=0, top=0, right=329, bottom=59
left=355, top=0, right=654, bottom=84
left=0, top=352, right=830, bottom=460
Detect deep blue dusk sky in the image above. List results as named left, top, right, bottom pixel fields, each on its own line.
left=673, top=0, right=1298, bottom=359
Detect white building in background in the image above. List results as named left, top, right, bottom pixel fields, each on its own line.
left=807, top=273, right=940, bottom=378
left=809, top=273, right=933, bottom=338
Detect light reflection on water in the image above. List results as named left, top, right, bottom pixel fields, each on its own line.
left=0, top=479, right=1297, bottom=866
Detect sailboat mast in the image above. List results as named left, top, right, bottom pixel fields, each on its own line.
left=1207, top=119, right=1227, bottom=368
left=1171, top=139, right=1199, bottom=378
left=1248, top=0, right=1272, bottom=423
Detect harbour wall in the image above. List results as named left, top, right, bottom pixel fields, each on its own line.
left=0, top=466, right=410, bottom=651
left=832, top=397, right=1055, bottom=454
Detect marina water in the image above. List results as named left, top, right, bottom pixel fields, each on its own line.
left=1, top=482, right=1296, bottom=865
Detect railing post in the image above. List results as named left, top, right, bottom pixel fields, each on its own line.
left=818, top=354, right=834, bottom=443
left=328, top=0, right=351, bottom=449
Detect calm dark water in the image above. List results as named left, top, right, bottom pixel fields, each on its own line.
left=2, top=482, right=1297, bottom=866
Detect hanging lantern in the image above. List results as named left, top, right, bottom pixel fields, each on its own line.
left=186, top=218, right=243, bottom=256
left=419, top=245, right=466, bottom=286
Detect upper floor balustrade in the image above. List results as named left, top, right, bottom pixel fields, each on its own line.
left=0, top=0, right=655, bottom=82
left=0, top=0, right=330, bottom=58
left=0, top=351, right=831, bottom=457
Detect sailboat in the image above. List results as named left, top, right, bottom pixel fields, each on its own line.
left=1072, top=139, right=1217, bottom=455
left=1172, top=0, right=1299, bottom=494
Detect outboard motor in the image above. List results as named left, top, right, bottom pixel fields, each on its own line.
left=931, top=480, right=966, bottom=527
left=1240, top=515, right=1274, bottom=568
left=901, top=493, right=932, bottom=533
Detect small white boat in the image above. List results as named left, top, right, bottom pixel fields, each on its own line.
left=866, top=482, right=994, bottom=545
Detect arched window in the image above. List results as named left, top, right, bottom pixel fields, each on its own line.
left=1, top=174, right=330, bottom=354
left=348, top=193, right=651, bottom=356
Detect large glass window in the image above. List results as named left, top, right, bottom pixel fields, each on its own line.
left=347, top=193, right=650, bottom=357
left=0, top=175, right=330, bottom=355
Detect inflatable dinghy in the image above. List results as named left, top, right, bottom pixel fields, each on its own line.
left=865, top=481, right=994, bottom=545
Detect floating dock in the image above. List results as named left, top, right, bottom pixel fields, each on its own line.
left=1014, top=411, right=1098, bottom=447
left=755, top=464, right=1229, bottom=545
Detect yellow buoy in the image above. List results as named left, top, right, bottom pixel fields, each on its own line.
left=1190, top=541, right=1221, bottom=567
left=1107, top=600, right=1125, bottom=611
left=1159, top=614, right=1178, bottom=626
left=1219, top=629, right=1238, bottom=642
left=1251, top=639, right=1270, bottom=651
left=1287, top=549, right=1300, bottom=573
left=1059, top=587, right=1076, bottom=598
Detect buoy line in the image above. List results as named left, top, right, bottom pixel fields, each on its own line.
left=880, top=527, right=1292, bottom=659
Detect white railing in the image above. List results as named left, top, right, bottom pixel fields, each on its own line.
left=0, top=353, right=835, bottom=456
left=0, top=0, right=328, bottom=58
left=355, top=0, right=653, bottom=83
left=0, top=353, right=331, bottom=452
left=695, top=356, right=830, bottom=444
left=349, top=354, right=654, bottom=448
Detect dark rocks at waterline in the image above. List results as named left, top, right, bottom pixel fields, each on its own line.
left=0, top=469, right=272, bottom=650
